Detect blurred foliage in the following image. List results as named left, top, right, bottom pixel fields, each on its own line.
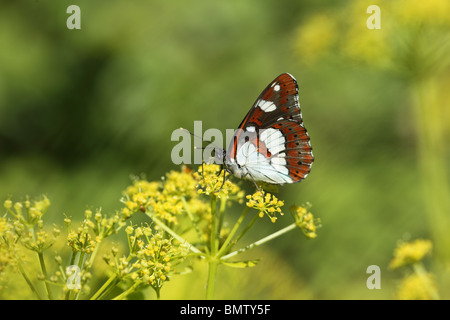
left=1, top=0, right=450, bottom=299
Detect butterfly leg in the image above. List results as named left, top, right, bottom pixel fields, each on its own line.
left=246, top=172, right=265, bottom=196
left=215, top=167, right=228, bottom=193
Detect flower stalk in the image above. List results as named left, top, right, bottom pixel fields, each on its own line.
left=206, top=194, right=218, bottom=299
left=222, top=223, right=297, bottom=261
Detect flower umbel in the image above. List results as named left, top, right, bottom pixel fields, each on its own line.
left=121, top=168, right=197, bottom=224
left=246, top=191, right=284, bottom=223
left=389, top=239, right=432, bottom=270
left=101, top=224, right=189, bottom=298
left=195, top=164, right=245, bottom=201
left=291, top=203, right=320, bottom=239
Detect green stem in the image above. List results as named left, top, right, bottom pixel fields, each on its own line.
left=90, top=273, right=118, bottom=300
left=210, top=194, right=218, bottom=254
left=87, top=239, right=101, bottom=267
left=73, top=252, right=86, bottom=300
left=37, top=252, right=53, bottom=300
left=217, top=197, right=227, bottom=236
left=16, top=257, right=42, bottom=300
left=155, top=286, right=161, bottom=300
left=64, top=253, right=76, bottom=300
left=206, top=194, right=218, bottom=300
left=96, top=278, right=119, bottom=300
left=411, top=78, right=450, bottom=263
left=64, top=251, right=86, bottom=300
left=181, top=197, right=209, bottom=254
left=216, top=207, right=249, bottom=258
left=89, top=252, right=135, bottom=300
left=233, top=211, right=259, bottom=245
left=206, top=259, right=218, bottom=300
left=221, top=223, right=297, bottom=260
left=112, top=281, right=142, bottom=300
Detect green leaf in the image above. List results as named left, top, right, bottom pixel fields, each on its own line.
left=221, top=259, right=260, bottom=268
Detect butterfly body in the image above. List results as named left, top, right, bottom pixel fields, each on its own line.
left=217, top=73, right=314, bottom=185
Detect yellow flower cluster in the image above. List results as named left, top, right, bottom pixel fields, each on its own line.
left=4, top=196, right=58, bottom=253
left=66, top=220, right=97, bottom=254
left=122, top=180, right=161, bottom=219
left=106, top=225, right=188, bottom=290
left=4, top=196, right=50, bottom=225
left=66, top=208, right=123, bottom=254
left=122, top=165, right=244, bottom=225
left=135, top=230, right=188, bottom=289
left=396, top=272, right=438, bottom=300
left=164, top=168, right=198, bottom=198
left=246, top=191, right=284, bottom=223
left=22, top=228, right=59, bottom=252
left=0, top=217, right=15, bottom=279
left=291, top=203, right=320, bottom=239
left=389, top=239, right=432, bottom=270
left=194, top=164, right=245, bottom=201
left=122, top=167, right=199, bottom=224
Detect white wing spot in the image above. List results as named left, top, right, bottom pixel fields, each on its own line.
left=260, top=128, right=285, bottom=155
left=258, top=99, right=276, bottom=112
left=274, top=84, right=280, bottom=92
left=271, top=157, right=287, bottom=166
left=247, top=126, right=256, bottom=132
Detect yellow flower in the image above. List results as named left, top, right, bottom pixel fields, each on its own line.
left=389, top=239, right=432, bottom=270
left=246, top=191, right=284, bottom=223
left=123, top=228, right=189, bottom=289
left=67, top=225, right=97, bottom=253
left=291, top=203, right=320, bottom=239
left=194, top=164, right=244, bottom=201
left=396, top=272, right=439, bottom=300
left=123, top=165, right=244, bottom=223
left=123, top=179, right=161, bottom=196
left=164, top=166, right=198, bottom=198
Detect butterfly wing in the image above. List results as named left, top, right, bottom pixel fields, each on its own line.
left=226, top=73, right=314, bottom=184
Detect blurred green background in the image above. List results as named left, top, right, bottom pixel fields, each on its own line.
left=1, top=0, right=450, bottom=299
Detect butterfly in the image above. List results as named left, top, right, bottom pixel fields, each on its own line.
left=215, top=73, right=314, bottom=187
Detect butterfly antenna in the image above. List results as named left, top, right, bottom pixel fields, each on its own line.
left=179, top=127, right=223, bottom=151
